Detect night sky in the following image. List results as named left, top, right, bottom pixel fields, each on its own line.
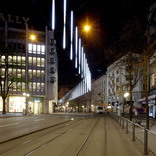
left=0, top=0, right=152, bottom=96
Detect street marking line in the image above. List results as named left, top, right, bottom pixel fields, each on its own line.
left=0, top=122, right=20, bottom=128
left=34, top=119, right=45, bottom=122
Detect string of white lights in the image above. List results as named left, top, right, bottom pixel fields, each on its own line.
left=75, top=27, right=78, bottom=68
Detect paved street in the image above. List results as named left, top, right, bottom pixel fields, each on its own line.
left=0, top=114, right=154, bottom=156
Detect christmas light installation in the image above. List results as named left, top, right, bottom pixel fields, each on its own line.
left=70, top=11, right=73, bottom=60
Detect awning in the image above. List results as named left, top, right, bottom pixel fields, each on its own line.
left=138, top=94, right=156, bottom=102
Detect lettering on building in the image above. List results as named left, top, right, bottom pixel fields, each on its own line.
left=0, top=12, right=30, bottom=25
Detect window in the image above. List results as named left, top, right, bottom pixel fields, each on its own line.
left=29, top=70, right=32, bottom=79
left=22, top=69, right=25, bottom=78
left=33, top=70, right=36, bottom=79
left=33, top=57, right=36, bottom=66
left=29, top=82, right=32, bottom=91
left=37, top=58, right=40, bottom=67
left=8, top=56, right=12, bottom=64
left=1, top=56, right=5, bottom=64
left=37, top=45, right=40, bottom=54
left=17, top=82, right=21, bottom=91
left=33, top=44, right=36, bottom=54
left=28, top=57, right=32, bottom=66
left=22, top=57, right=25, bottom=66
left=13, top=69, right=16, bottom=76
left=37, top=83, right=40, bottom=91
left=41, top=45, right=45, bottom=54
left=41, top=70, right=44, bottom=79
left=17, top=69, right=21, bottom=78
left=33, top=82, right=36, bottom=91
left=17, top=56, right=21, bottom=66
left=28, top=43, right=32, bottom=53
left=41, top=83, right=44, bottom=91
left=37, top=70, right=40, bottom=79
left=41, top=58, right=45, bottom=67
left=22, top=82, right=25, bottom=91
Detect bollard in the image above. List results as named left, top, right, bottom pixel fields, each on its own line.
left=132, top=123, right=135, bottom=141
left=122, top=118, right=124, bottom=129
left=126, top=120, right=128, bottom=134
left=144, top=129, right=148, bottom=155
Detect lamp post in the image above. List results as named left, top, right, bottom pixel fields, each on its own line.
left=23, top=92, right=30, bottom=115
left=124, top=92, right=129, bottom=117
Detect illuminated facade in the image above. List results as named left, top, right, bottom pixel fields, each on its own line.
left=0, top=14, right=58, bottom=114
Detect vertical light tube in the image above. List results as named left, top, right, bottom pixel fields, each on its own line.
left=78, top=38, right=81, bottom=74
left=52, top=0, right=55, bottom=30
left=81, top=47, right=83, bottom=78
left=63, top=0, right=66, bottom=49
left=75, top=27, right=78, bottom=68
left=70, top=11, right=73, bottom=60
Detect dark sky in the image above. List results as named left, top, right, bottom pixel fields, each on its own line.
left=0, top=0, right=151, bottom=91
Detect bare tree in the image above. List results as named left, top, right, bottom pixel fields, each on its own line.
left=0, top=40, right=26, bottom=114
left=116, top=52, right=143, bottom=121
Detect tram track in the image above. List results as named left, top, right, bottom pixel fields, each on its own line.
left=0, top=119, right=80, bottom=155
left=0, top=116, right=93, bottom=156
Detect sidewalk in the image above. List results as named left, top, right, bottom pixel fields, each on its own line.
left=0, top=112, right=24, bottom=118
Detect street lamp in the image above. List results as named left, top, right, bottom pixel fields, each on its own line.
left=29, top=34, right=36, bottom=41
left=84, top=25, right=90, bottom=32
left=23, top=92, right=30, bottom=115
left=124, top=92, right=129, bottom=115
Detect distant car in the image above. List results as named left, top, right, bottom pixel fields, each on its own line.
left=96, top=106, right=103, bottom=114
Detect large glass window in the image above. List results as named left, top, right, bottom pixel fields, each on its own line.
left=22, top=82, right=25, bottom=91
